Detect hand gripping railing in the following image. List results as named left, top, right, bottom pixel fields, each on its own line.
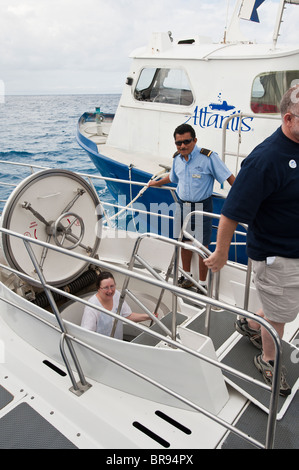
left=181, top=210, right=250, bottom=332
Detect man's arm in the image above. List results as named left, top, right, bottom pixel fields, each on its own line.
left=227, top=174, right=235, bottom=186
left=148, top=175, right=171, bottom=187
left=204, top=215, right=238, bottom=272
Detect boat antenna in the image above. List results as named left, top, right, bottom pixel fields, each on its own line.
left=273, top=0, right=299, bottom=48
left=223, top=0, right=231, bottom=43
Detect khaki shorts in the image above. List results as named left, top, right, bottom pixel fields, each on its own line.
left=251, top=257, right=299, bottom=323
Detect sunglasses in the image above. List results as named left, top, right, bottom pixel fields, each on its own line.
left=175, top=139, right=193, bottom=147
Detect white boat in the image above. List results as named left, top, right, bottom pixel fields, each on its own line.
left=76, top=0, right=299, bottom=242
left=0, top=161, right=298, bottom=450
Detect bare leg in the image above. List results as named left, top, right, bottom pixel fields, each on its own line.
left=181, top=246, right=193, bottom=272
left=199, top=246, right=209, bottom=282
left=247, top=308, right=264, bottom=330
left=247, top=309, right=285, bottom=362
left=261, top=319, right=285, bottom=363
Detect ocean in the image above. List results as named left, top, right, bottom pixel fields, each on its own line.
left=0, top=94, right=120, bottom=212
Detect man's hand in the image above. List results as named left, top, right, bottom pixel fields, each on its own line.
left=203, top=215, right=238, bottom=272
left=148, top=175, right=171, bottom=187
left=204, top=251, right=228, bottom=273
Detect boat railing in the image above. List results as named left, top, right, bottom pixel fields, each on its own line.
left=116, top=213, right=250, bottom=351
left=0, top=160, right=245, bottom=253
left=0, top=225, right=283, bottom=449
left=221, top=113, right=281, bottom=173
left=181, top=210, right=250, bottom=306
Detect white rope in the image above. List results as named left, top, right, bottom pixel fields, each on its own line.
left=108, top=169, right=169, bottom=222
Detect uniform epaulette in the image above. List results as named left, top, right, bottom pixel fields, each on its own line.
left=200, top=148, right=212, bottom=157
left=172, top=151, right=180, bottom=158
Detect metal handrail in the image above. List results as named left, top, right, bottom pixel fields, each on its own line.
left=181, top=210, right=250, bottom=306
left=115, top=231, right=215, bottom=339
left=59, top=328, right=264, bottom=449
left=221, top=113, right=281, bottom=166
left=104, top=228, right=282, bottom=449
left=0, top=223, right=282, bottom=449
left=181, top=210, right=254, bottom=330
left=0, top=227, right=277, bottom=388
left=180, top=210, right=282, bottom=448
left=0, top=160, right=172, bottom=191
left=23, top=240, right=89, bottom=393
left=0, top=160, right=246, bottom=254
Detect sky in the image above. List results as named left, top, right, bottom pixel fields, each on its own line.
left=0, top=0, right=298, bottom=96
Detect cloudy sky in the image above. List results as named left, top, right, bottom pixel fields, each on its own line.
left=0, top=0, right=298, bottom=95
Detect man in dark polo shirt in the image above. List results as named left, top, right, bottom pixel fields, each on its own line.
left=204, top=85, right=299, bottom=397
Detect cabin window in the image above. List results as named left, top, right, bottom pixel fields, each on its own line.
left=251, top=70, right=299, bottom=114
left=134, top=68, right=194, bottom=106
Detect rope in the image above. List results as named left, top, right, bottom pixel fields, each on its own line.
left=108, top=169, right=169, bottom=222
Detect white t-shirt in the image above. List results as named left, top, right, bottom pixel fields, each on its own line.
left=81, top=291, right=132, bottom=339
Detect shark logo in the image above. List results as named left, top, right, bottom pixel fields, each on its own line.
left=185, top=93, right=254, bottom=133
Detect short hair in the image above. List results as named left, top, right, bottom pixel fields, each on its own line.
left=173, top=123, right=196, bottom=139
left=280, top=84, right=299, bottom=117
left=96, top=271, right=115, bottom=289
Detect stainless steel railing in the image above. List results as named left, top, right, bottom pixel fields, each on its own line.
left=221, top=113, right=281, bottom=172
left=0, top=160, right=283, bottom=449
left=0, top=226, right=283, bottom=449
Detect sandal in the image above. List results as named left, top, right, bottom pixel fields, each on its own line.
left=235, top=317, right=262, bottom=349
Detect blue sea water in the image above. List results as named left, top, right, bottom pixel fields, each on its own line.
left=0, top=94, right=120, bottom=211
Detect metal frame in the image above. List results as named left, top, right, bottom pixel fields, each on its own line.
left=0, top=225, right=282, bottom=449
left=0, top=160, right=284, bottom=448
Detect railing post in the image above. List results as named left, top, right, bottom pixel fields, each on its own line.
left=243, top=258, right=252, bottom=311
left=172, top=245, right=179, bottom=341
left=60, top=333, right=91, bottom=396
left=265, top=332, right=283, bottom=449
left=23, top=240, right=90, bottom=394
left=204, top=269, right=214, bottom=336
left=110, top=236, right=143, bottom=337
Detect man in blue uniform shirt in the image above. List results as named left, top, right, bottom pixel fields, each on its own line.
left=149, top=123, right=235, bottom=290
left=204, top=85, right=299, bottom=396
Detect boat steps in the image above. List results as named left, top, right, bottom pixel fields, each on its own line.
left=132, top=306, right=299, bottom=421
left=221, top=390, right=299, bottom=449
left=131, top=311, right=188, bottom=346
left=186, top=306, right=299, bottom=420
left=221, top=331, right=299, bottom=449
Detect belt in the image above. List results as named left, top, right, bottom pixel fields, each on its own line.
left=178, top=196, right=212, bottom=205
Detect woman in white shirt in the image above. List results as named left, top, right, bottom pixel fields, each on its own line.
left=81, top=271, right=153, bottom=340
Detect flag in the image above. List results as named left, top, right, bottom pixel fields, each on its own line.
left=239, top=0, right=265, bottom=23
